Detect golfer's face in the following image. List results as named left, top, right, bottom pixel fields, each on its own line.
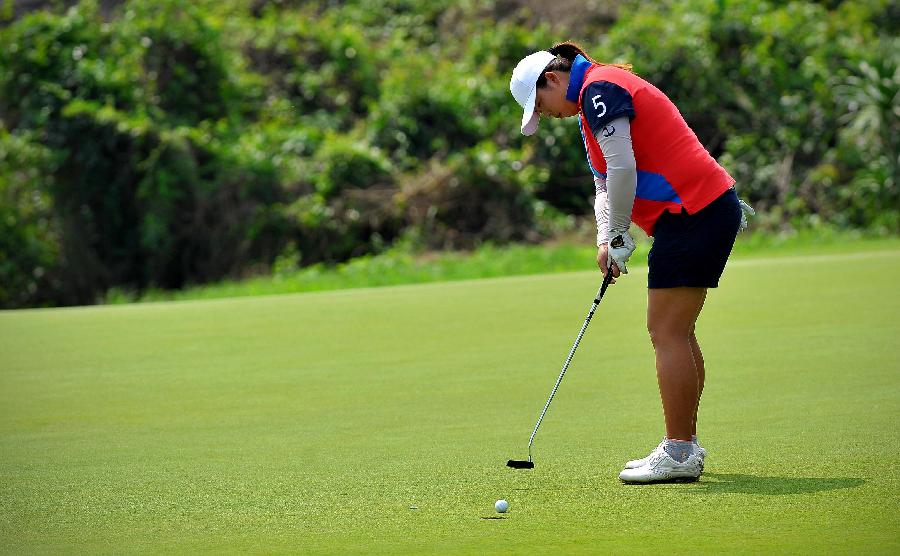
left=535, top=75, right=579, bottom=119
left=534, top=87, right=566, bottom=119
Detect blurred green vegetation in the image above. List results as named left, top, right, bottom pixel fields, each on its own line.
left=104, top=233, right=900, bottom=305
left=1, top=0, right=897, bottom=308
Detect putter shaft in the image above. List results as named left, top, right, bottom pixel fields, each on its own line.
left=521, top=271, right=614, bottom=465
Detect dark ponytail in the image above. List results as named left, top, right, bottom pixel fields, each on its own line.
left=536, top=40, right=633, bottom=88
left=549, top=41, right=598, bottom=64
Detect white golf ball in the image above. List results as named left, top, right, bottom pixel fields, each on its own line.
left=495, top=499, right=509, bottom=513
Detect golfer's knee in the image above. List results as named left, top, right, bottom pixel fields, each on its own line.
left=647, top=321, right=692, bottom=348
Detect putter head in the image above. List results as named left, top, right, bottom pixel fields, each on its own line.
left=506, top=459, right=535, bottom=469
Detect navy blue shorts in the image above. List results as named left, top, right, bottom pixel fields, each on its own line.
left=648, top=188, right=741, bottom=289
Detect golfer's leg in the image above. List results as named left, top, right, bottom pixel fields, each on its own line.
left=689, top=289, right=707, bottom=437
left=690, top=328, right=704, bottom=437
left=647, top=287, right=707, bottom=441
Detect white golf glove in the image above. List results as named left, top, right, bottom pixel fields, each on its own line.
left=608, top=229, right=636, bottom=274
left=739, top=199, right=755, bottom=232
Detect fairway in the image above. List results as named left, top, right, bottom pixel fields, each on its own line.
left=2, top=249, right=899, bottom=554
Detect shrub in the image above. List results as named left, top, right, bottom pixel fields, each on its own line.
left=117, top=0, right=240, bottom=126
left=398, top=142, right=543, bottom=249
left=0, top=1, right=124, bottom=131
left=0, top=129, right=62, bottom=308
left=366, top=57, right=484, bottom=169
left=243, top=9, right=380, bottom=130
left=312, top=135, right=393, bottom=199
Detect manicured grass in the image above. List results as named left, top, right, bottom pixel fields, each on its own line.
left=2, top=247, right=899, bottom=553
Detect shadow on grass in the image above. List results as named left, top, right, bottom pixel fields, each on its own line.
left=694, top=473, right=865, bottom=495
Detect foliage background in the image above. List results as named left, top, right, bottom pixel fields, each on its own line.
left=1, top=0, right=897, bottom=308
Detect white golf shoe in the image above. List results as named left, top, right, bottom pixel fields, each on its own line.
left=624, top=439, right=667, bottom=469
left=619, top=448, right=702, bottom=484
left=695, top=441, right=707, bottom=470
left=624, top=439, right=707, bottom=470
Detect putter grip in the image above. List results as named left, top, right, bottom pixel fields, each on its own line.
left=594, top=270, right=615, bottom=303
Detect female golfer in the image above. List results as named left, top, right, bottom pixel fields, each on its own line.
left=510, top=42, right=752, bottom=483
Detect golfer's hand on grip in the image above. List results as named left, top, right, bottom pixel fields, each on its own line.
left=596, top=244, right=619, bottom=282
left=599, top=229, right=635, bottom=279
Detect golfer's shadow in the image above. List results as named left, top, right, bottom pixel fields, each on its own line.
left=694, top=472, right=864, bottom=495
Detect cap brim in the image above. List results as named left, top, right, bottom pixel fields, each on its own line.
left=519, top=87, right=539, bottom=136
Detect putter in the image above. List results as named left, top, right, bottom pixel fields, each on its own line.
left=507, top=269, right=615, bottom=469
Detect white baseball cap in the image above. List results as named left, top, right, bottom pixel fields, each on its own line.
left=509, top=50, right=556, bottom=136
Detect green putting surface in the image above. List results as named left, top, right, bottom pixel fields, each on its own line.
left=2, top=249, right=899, bottom=553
